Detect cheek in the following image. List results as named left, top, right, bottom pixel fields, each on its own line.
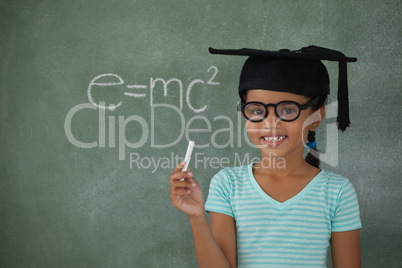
left=245, top=121, right=264, bottom=137
left=302, top=127, right=310, bottom=142
left=285, top=121, right=310, bottom=141
left=295, top=111, right=316, bottom=135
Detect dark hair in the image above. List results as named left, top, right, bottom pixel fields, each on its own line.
left=239, top=90, right=328, bottom=168
left=304, top=95, right=327, bottom=168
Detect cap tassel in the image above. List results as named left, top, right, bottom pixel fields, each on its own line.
left=209, top=45, right=357, bottom=131
left=337, top=59, right=351, bottom=131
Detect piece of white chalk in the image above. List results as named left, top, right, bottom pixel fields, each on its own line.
left=180, top=141, right=195, bottom=181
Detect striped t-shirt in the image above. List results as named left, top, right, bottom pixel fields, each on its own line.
left=205, top=163, right=362, bottom=267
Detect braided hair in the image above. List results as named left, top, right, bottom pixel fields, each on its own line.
left=304, top=95, right=327, bottom=168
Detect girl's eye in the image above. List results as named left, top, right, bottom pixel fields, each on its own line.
left=281, top=107, right=296, bottom=115
left=277, top=103, right=299, bottom=120
left=251, top=108, right=265, bottom=115
left=244, top=104, right=266, bottom=120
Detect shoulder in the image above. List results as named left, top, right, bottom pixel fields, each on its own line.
left=317, top=170, right=356, bottom=192
left=206, top=165, right=251, bottom=216
left=220, top=164, right=250, bottom=178
left=211, top=164, right=250, bottom=185
left=208, top=164, right=251, bottom=194
left=315, top=170, right=360, bottom=210
left=320, top=172, right=362, bottom=231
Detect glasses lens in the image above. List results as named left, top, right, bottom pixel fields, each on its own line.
left=276, top=102, right=300, bottom=121
left=243, top=103, right=266, bottom=121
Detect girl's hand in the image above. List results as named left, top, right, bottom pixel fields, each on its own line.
left=170, top=162, right=205, bottom=218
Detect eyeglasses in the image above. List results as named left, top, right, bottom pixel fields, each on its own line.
left=241, top=97, right=319, bottom=122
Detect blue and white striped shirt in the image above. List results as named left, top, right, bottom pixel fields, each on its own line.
left=205, top=163, right=362, bottom=267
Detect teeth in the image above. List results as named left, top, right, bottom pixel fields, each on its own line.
left=263, top=136, right=285, bottom=142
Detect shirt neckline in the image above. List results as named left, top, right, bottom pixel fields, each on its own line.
left=247, top=162, right=325, bottom=210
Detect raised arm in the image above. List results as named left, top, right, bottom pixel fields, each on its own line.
left=170, top=162, right=237, bottom=268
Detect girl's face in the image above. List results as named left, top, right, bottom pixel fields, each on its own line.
left=244, top=89, right=324, bottom=160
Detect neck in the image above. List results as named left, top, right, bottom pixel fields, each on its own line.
left=255, top=149, right=313, bottom=177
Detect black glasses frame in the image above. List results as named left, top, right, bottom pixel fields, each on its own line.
left=241, top=96, right=319, bottom=122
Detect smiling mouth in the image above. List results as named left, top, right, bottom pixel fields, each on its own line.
left=263, top=136, right=286, bottom=142
left=261, top=135, right=287, bottom=147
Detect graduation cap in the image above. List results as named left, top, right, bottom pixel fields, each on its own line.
left=209, top=45, right=357, bottom=131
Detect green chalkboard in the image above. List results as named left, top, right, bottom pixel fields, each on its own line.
left=1, top=0, right=401, bottom=267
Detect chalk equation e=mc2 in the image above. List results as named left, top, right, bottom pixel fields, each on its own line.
left=87, top=66, right=220, bottom=113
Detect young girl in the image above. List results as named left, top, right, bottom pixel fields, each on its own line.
left=170, top=46, right=362, bottom=268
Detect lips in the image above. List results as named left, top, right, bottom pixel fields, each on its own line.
left=263, top=136, right=286, bottom=142
left=261, top=135, right=287, bottom=147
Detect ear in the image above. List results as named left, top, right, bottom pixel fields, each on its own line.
left=309, top=106, right=327, bottom=132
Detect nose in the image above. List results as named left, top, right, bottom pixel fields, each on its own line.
left=263, top=107, right=281, bottom=129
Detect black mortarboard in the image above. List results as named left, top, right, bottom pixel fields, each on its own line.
left=209, top=45, right=357, bottom=131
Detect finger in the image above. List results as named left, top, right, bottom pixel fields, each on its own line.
left=170, top=170, right=193, bottom=182
left=171, top=179, right=197, bottom=190
left=181, top=169, right=197, bottom=184
left=173, top=161, right=186, bottom=173
left=187, top=176, right=199, bottom=186
left=170, top=162, right=189, bottom=181
left=172, top=187, right=192, bottom=197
